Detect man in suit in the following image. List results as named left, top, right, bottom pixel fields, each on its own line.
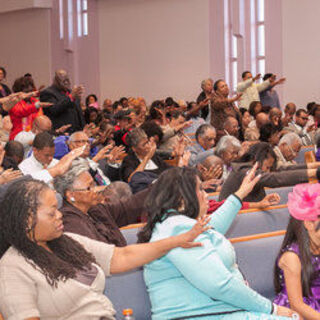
left=284, top=108, right=315, bottom=145
left=40, top=69, right=85, bottom=134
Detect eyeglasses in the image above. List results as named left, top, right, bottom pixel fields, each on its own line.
left=72, top=185, right=106, bottom=193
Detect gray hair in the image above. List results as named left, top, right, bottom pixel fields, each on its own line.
left=105, top=181, right=132, bottom=203
left=69, top=131, right=87, bottom=142
left=278, top=132, right=302, bottom=146
left=214, top=135, right=241, bottom=156
left=195, top=124, right=216, bottom=142
left=127, top=127, right=147, bottom=148
left=53, top=158, right=89, bottom=196
left=201, top=78, right=213, bottom=90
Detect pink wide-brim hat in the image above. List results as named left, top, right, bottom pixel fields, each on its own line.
left=288, top=183, right=320, bottom=221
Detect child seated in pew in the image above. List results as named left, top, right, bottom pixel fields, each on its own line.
left=274, top=183, right=320, bottom=319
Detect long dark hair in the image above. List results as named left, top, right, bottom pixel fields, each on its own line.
left=274, top=216, right=315, bottom=297
left=0, top=179, right=96, bottom=287
left=138, top=167, right=200, bottom=243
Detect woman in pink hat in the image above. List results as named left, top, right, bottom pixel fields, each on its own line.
left=274, top=183, right=320, bottom=319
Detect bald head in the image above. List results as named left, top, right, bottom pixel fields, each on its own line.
left=223, top=116, right=239, bottom=137
left=53, top=69, right=71, bottom=91
left=256, top=112, right=270, bottom=129
left=285, top=103, right=297, bottom=116
left=269, top=107, right=282, bottom=118
left=33, top=115, right=52, bottom=134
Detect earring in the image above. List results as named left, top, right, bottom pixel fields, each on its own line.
left=70, top=197, right=75, bottom=202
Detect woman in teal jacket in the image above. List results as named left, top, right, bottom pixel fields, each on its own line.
left=138, top=165, right=297, bottom=319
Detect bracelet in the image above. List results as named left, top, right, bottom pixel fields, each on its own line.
left=232, top=193, right=243, bottom=205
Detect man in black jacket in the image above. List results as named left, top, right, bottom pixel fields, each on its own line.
left=40, top=69, right=85, bottom=134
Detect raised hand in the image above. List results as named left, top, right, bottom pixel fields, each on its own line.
left=276, top=77, right=286, bottom=85
left=106, top=145, right=126, bottom=162
left=253, top=74, right=261, bottom=81
left=172, top=138, right=187, bottom=158
left=234, top=162, right=261, bottom=200
left=39, top=102, right=53, bottom=108
left=56, top=124, right=72, bottom=134
left=92, top=144, right=113, bottom=163
left=178, top=150, right=191, bottom=167
left=201, top=178, right=223, bottom=191
left=178, top=215, right=212, bottom=248
left=231, top=92, right=243, bottom=103
left=256, top=193, right=280, bottom=208
left=144, top=137, right=157, bottom=161
left=83, top=123, right=96, bottom=137
left=0, top=169, right=22, bottom=184
left=200, top=164, right=223, bottom=181
left=48, top=146, right=85, bottom=177
left=71, top=85, right=84, bottom=99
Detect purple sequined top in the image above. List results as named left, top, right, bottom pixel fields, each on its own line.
left=273, top=242, right=320, bottom=311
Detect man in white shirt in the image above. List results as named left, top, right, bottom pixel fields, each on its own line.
left=68, top=131, right=113, bottom=186
left=237, top=71, right=284, bottom=110
left=19, top=132, right=83, bottom=183
left=14, top=115, right=52, bottom=157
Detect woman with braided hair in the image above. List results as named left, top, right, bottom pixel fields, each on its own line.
left=0, top=178, right=209, bottom=320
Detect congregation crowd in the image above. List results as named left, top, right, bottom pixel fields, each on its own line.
left=1, top=66, right=320, bottom=319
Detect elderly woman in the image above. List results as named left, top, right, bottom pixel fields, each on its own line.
left=138, top=166, right=296, bottom=319
left=196, top=78, right=214, bottom=120
left=120, top=127, right=170, bottom=182
left=54, top=158, right=148, bottom=247
left=0, top=178, right=208, bottom=319
left=214, top=135, right=242, bottom=180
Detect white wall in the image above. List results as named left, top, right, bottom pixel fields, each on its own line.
left=282, top=0, right=320, bottom=108
left=0, top=8, right=52, bottom=89
left=98, top=0, right=210, bottom=103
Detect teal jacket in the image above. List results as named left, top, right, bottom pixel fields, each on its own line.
left=144, top=195, right=273, bottom=320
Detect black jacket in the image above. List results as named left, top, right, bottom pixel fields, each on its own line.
left=120, top=150, right=170, bottom=182
left=40, top=85, right=85, bottom=133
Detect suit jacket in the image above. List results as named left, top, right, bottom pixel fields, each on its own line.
left=219, top=162, right=309, bottom=202
left=40, top=85, right=85, bottom=133
left=284, top=123, right=313, bottom=146
left=187, top=142, right=214, bottom=166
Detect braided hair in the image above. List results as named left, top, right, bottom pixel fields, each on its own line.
left=0, top=179, right=96, bottom=287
